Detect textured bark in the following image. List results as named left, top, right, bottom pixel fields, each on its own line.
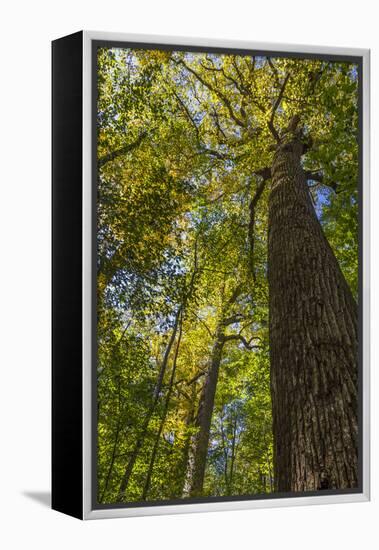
left=248, top=177, right=267, bottom=281
left=268, top=139, right=358, bottom=492
left=182, top=325, right=225, bottom=497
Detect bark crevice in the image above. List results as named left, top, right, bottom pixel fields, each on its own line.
left=268, top=139, right=358, bottom=492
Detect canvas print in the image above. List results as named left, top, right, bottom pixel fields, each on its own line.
left=95, top=45, right=360, bottom=506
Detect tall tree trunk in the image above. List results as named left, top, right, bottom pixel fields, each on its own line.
left=182, top=325, right=225, bottom=497
left=268, top=139, right=358, bottom=492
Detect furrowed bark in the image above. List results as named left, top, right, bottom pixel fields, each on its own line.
left=248, top=176, right=268, bottom=281
left=268, top=139, right=358, bottom=492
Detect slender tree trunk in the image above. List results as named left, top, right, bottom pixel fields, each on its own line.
left=182, top=325, right=225, bottom=497
left=117, top=247, right=199, bottom=501
left=261, top=415, right=274, bottom=492
left=98, top=363, right=125, bottom=503
left=141, top=313, right=183, bottom=500
left=118, top=307, right=182, bottom=499
left=268, top=139, right=358, bottom=492
left=99, top=417, right=121, bottom=503
left=228, top=416, right=238, bottom=494
left=219, top=415, right=229, bottom=492
left=178, top=384, right=197, bottom=496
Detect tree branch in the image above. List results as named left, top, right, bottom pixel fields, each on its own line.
left=305, top=170, right=338, bottom=192
left=177, top=59, right=247, bottom=129
left=267, top=58, right=280, bottom=88
left=267, top=73, right=291, bottom=142
left=98, top=131, right=147, bottom=168
left=187, top=371, right=207, bottom=386
left=171, top=88, right=200, bottom=141
left=223, top=333, right=260, bottom=350
left=200, top=58, right=249, bottom=97
left=222, top=313, right=246, bottom=327
left=191, top=311, right=214, bottom=339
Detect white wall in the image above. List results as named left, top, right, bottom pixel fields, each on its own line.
left=1, top=1, right=377, bottom=547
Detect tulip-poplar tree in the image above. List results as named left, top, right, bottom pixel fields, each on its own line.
left=96, top=47, right=359, bottom=503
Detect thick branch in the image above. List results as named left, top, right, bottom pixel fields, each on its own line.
left=225, top=284, right=244, bottom=309
left=98, top=131, right=147, bottom=168
left=222, top=313, right=247, bottom=327
left=267, top=58, right=280, bottom=88
left=223, top=333, right=260, bottom=350
left=268, top=73, right=291, bottom=142
left=198, top=147, right=245, bottom=162
left=171, top=88, right=200, bottom=141
left=187, top=371, right=207, bottom=386
left=200, top=58, right=249, bottom=97
left=305, top=170, right=338, bottom=192
left=210, top=106, right=228, bottom=141
left=232, top=57, right=249, bottom=92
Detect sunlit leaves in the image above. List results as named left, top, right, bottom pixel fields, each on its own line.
left=96, top=46, right=359, bottom=503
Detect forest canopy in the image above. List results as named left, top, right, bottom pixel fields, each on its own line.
left=96, top=46, right=359, bottom=504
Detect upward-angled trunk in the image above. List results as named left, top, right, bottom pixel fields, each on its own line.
left=268, top=139, right=358, bottom=492
left=141, top=312, right=184, bottom=501
left=182, top=325, right=225, bottom=497
left=117, top=249, right=199, bottom=501
left=117, top=307, right=182, bottom=500
left=179, top=384, right=197, bottom=496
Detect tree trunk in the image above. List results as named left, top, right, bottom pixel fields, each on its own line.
left=99, top=417, right=121, bottom=503
left=268, top=139, right=358, bottom=492
left=228, top=416, right=238, bottom=495
left=182, top=326, right=225, bottom=497
left=117, top=307, right=182, bottom=500
left=178, top=384, right=197, bottom=496
left=141, top=313, right=183, bottom=500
